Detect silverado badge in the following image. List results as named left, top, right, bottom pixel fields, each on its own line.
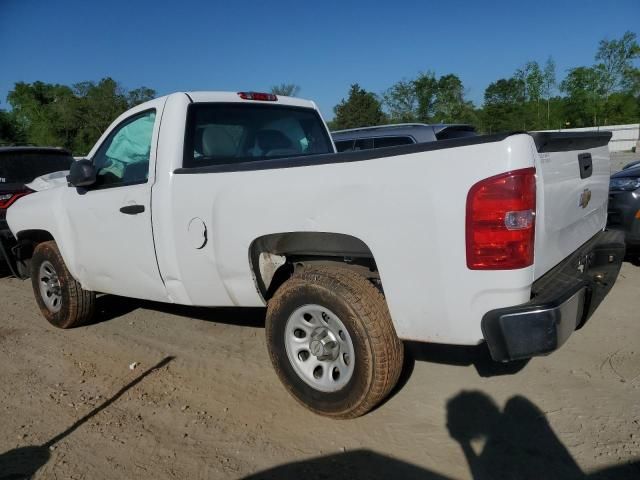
left=579, top=188, right=592, bottom=209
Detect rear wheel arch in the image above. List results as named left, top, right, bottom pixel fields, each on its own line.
left=248, top=232, right=380, bottom=300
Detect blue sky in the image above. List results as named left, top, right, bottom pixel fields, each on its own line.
left=1, top=0, right=638, bottom=119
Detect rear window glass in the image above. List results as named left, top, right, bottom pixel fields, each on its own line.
left=354, top=138, right=374, bottom=151
left=0, top=150, right=73, bottom=185
left=183, top=103, right=333, bottom=168
left=435, top=127, right=476, bottom=140
left=334, top=140, right=354, bottom=152
left=373, top=136, right=415, bottom=148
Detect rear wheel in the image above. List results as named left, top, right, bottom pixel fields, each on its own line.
left=266, top=265, right=403, bottom=418
left=31, top=241, right=95, bottom=328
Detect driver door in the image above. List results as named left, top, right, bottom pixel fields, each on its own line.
left=63, top=105, right=168, bottom=302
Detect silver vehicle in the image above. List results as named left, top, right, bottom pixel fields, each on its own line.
left=331, top=123, right=477, bottom=152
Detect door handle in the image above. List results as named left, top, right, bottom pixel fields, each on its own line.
left=578, top=153, right=593, bottom=179
left=120, top=205, right=145, bottom=215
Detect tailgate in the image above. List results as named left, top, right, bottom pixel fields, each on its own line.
left=530, top=131, right=612, bottom=279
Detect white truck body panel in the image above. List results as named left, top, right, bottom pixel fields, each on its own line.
left=6, top=92, right=612, bottom=346
left=533, top=145, right=609, bottom=279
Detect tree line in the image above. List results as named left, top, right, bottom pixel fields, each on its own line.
left=330, top=31, right=639, bottom=133
left=0, top=78, right=155, bottom=154
left=0, top=32, right=637, bottom=154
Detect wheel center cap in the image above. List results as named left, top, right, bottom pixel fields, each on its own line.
left=310, top=340, right=324, bottom=356
left=309, top=327, right=339, bottom=361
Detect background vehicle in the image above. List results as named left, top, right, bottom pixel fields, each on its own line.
left=608, top=164, right=640, bottom=254
left=621, top=159, right=640, bottom=170
left=0, top=147, right=73, bottom=273
left=5, top=92, right=624, bottom=418
left=331, top=123, right=476, bottom=152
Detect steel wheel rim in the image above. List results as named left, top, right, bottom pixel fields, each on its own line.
left=284, top=304, right=355, bottom=392
left=39, top=260, right=62, bottom=313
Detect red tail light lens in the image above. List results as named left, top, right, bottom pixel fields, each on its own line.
left=237, top=92, right=278, bottom=101
left=0, top=191, right=31, bottom=209
left=466, top=168, right=536, bottom=270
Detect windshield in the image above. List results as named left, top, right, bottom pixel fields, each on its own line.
left=0, top=150, right=73, bottom=186
left=183, top=103, right=333, bottom=169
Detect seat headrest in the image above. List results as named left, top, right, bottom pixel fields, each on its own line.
left=202, top=125, right=237, bottom=157
left=256, top=129, right=292, bottom=152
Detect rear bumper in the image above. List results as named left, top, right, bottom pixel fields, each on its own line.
left=482, top=230, right=625, bottom=362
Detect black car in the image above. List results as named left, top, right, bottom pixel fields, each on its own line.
left=331, top=123, right=477, bottom=152
left=607, top=162, right=640, bottom=253
left=1, top=147, right=73, bottom=269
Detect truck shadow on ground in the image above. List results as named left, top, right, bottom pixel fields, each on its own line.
left=0, top=357, right=174, bottom=480
left=380, top=342, right=530, bottom=408
left=91, top=295, right=521, bottom=377
left=243, top=391, right=639, bottom=480
left=90, top=294, right=267, bottom=329
left=90, top=295, right=527, bottom=408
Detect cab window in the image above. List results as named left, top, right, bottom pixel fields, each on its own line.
left=92, top=110, right=156, bottom=187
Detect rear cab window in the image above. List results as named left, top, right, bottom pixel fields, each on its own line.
left=183, top=103, right=333, bottom=168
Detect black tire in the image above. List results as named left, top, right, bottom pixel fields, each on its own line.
left=265, top=265, right=404, bottom=418
left=31, top=241, right=95, bottom=328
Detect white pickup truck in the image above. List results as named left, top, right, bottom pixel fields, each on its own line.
left=4, top=91, right=625, bottom=418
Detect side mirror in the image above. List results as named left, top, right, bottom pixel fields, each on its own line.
left=67, top=159, right=97, bottom=187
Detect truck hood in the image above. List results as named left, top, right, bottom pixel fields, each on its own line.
left=25, top=170, right=69, bottom=191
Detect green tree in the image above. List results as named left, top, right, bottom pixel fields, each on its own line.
left=542, top=57, right=557, bottom=128
left=433, top=74, right=477, bottom=124
left=0, top=108, right=24, bottom=145
left=516, top=61, right=544, bottom=125
left=333, top=84, right=386, bottom=130
left=7, top=81, right=78, bottom=148
left=382, top=72, right=477, bottom=125
left=560, top=66, right=606, bottom=127
left=482, top=78, right=526, bottom=132
left=414, top=71, right=438, bottom=122
left=72, top=78, right=129, bottom=153
left=382, top=78, right=418, bottom=123
left=270, top=83, right=301, bottom=97
left=127, top=87, right=156, bottom=107
left=7, top=78, right=157, bottom=154
left=595, top=31, right=640, bottom=100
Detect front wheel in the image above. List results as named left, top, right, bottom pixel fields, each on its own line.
left=265, top=266, right=404, bottom=418
left=31, top=241, right=95, bottom=328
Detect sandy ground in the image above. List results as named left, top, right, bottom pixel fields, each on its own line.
left=610, top=151, right=638, bottom=173
left=0, top=261, right=638, bottom=480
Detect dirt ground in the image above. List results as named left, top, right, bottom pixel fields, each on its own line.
left=0, top=261, right=638, bottom=480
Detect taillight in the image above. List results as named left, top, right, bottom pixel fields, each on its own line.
left=0, top=191, right=31, bottom=209
left=238, top=92, right=278, bottom=101
left=466, top=168, right=536, bottom=270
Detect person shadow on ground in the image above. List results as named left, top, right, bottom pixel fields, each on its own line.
left=447, top=390, right=585, bottom=480
left=243, top=389, right=638, bottom=480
